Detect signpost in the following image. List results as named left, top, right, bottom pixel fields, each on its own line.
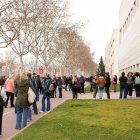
left=39, top=66, right=44, bottom=74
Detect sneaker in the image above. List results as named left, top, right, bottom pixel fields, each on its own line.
left=39, top=110, right=45, bottom=113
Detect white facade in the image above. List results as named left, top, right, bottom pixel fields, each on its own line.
left=105, top=0, right=140, bottom=77
left=105, top=29, right=119, bottom=79
left=118, top=0, right=140, bottom=75
left=105, top=43, right=110, bottom=73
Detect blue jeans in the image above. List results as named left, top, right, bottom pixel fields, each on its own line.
left=42, top=92, right=50, bottom=112
left=33, top=101, right=38, bottom=114
left=28, top=107, right=32, bottom=120
left=58, top=88, right=62, bottom=98
left=35, top=88, right=39, bottom=101
left=120, top=86, right=127, bottom=99
left=16, top=107, right=29, bottom=129
left=98, top=87, right=104, bottom=98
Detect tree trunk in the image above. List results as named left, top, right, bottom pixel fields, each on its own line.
left=19, top=55, right=23, bottom=74
left=35, top=56, right=38, bottom=73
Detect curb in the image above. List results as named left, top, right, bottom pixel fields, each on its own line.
left=8, top=99, right=68, bottom=140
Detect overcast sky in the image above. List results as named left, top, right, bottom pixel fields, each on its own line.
left=67, top=0, right=122, bottom=62
left=0, top=0, right=122, bottom=63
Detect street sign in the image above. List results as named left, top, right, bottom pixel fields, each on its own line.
left=39, top=66, right=44, bottom=74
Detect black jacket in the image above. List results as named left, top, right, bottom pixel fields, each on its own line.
left=119, top=76, right=127, bottom=87
left=105, top=77, right=111, bottom=88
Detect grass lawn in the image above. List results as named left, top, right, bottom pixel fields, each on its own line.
left=12, top=100, right=140, bottom=140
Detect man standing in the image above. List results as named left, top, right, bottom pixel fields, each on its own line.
left=79, top=75, right=85, bottom=93
left=105, top=73, right=111, bottom=99
left=119, top=72, right=127, bottom=99
left=40, top=74, right=51, bottom=112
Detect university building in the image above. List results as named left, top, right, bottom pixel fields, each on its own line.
left=105, top=0, right=140, bottom=77
left=105, top=29, right=119, bottom=79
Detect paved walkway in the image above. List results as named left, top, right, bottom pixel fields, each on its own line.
left=1, top=88, right=138, bottom=140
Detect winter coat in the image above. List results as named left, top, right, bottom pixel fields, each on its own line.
left=96, top=76, right=106, bottom=85
left=4, top=78, right=15, bottom=94
left=15, top=79, right=34, bottom=108
left=119, top=76, right=127, bottom=87
left=105, top=77, right=111, bottom=88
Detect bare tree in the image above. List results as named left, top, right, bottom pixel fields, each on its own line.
left=32, top=0, right=69, bottom=72
left=0, top=0, right=46, bottom=72
left=55, top=26, right=97, bottom=75
left=3, top=50, right=18, bottom=75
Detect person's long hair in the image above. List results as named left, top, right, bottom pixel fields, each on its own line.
left=19, top=73, right=27, bottom=81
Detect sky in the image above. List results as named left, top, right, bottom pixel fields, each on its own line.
left=67, top=0, right=122, bottom=63
left=0, top=0, right=122, bottom=63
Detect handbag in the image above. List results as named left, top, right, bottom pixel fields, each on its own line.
left=49, top=84, right=54, bottom=91
left=28, top=87, right=36, bottom=104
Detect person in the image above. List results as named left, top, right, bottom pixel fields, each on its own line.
left=119, top=72, right=127, bottom=99
left=71, top=76, right=78, bottom=99
left=126, top=72, right=133, bottom=98
left=112, top=75, right=117, bottom=92
left=105, top=73, right=111, bottom=99
left=4, top=74, right=15, bottom=108
left=57, top=77, right=63, bottom=98
left=92, top=75, right=98, bottom=98
left=31, top=73, right=38, bottom=114
left=134, top=72, right=140, bottom=97
left=36, top=75, right=42, bottom=95
left=15, top=73, right=35, bottom=129
left=89, top=75, right=93, bottom=92
left=79, top=75, right=85, bottom=93
left=96, top=73, right=106, bottom=99
left=26, top=73, right=36, bottom=121
left=0, top=84, right=6, bottom=135
left=51, top=75, right=57, bottom=98
left=40, top=74, right=51, bottom=112
left=0, top=76, right=6, bottom=86
left=76, top=77, right=81, bottom=94
left=64, top=76, right=68, bottom=91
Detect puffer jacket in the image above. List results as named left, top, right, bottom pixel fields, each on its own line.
left=15, top=79, right=34, bottom=108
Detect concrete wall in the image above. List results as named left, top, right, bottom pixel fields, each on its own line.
left=118, top=0, right=140, bottom=74
left=105, top=29, right=119, bottom=79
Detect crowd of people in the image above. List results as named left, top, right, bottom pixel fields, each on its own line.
left=0, top=73, right=86, bottom=135
left=89, top=72, right=140, bottom=99
left=0, top=71, right=140, bottom=135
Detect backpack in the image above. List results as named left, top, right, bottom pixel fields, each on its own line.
left=76, top=82, right=81, bottom=89
left=42, top=78, right=51, bottom=93
left=135, top=77, right=140, bottom=84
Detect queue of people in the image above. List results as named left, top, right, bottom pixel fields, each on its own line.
left=0, top=71, right=140, bottom=135
left=89, top=71, right=140, bottom=99
left=0, top=73, right=86, bottom=135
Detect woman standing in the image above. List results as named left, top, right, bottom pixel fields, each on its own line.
left=112, top=75, right=117, bottom=92
left=96, top=73, right=106, bottom=99
left=15, top=73, right=34, bottom=129
left=4, top=75, right=15, bottom=108
left=126, top=72, right=133, bottom=98
left=71, top=76, right=78, bottom=99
